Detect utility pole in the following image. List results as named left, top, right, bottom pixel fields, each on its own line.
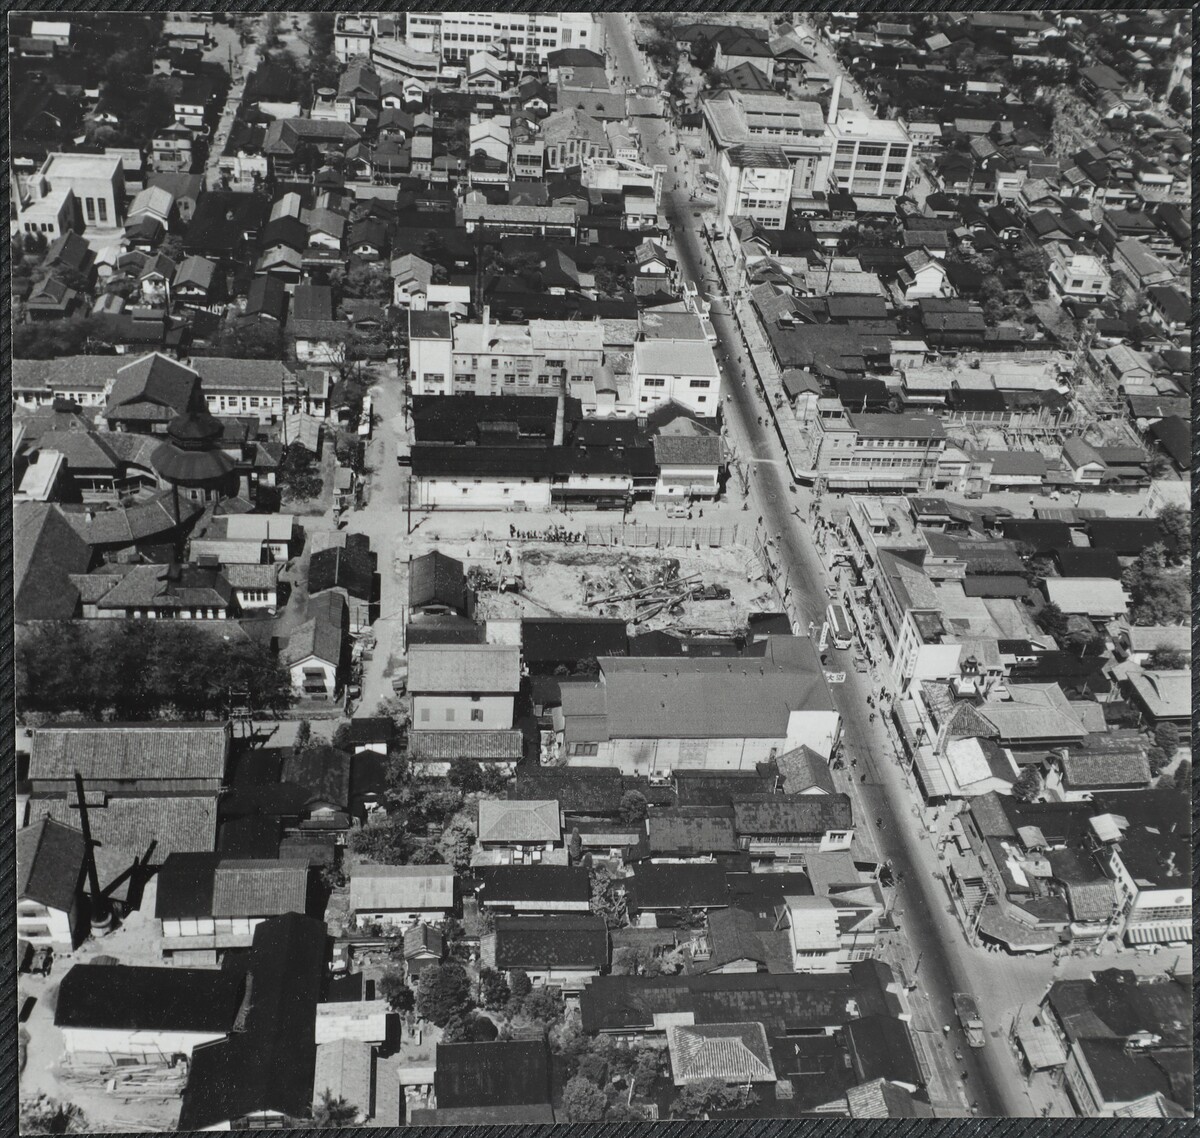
left=406, top=477, right=413, bottom=535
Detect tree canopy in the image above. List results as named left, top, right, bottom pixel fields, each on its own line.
left=416, top=962, right=474, bottom=1027
left=17, top=621, right=291, bottom=721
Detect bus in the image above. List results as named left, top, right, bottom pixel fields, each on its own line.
left=826, top=603, right=853, bottom=650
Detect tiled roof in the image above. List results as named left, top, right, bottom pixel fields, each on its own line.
left=646, top=809, right=737, bottom=854
left=492, top=915, right=609, bottom=970
left=16, top=816, right=86, bottom=911
left=667, top=1021, right=777, bottom=1084
left=733, top=794, right=853, bottom=836
left=14, top=501, right=92, bottom=621
left=408, top=730, right=523, bottom=761
left=30, top=795, right=219, bottom=859
left=478, top=799, right=561, bottom=844
left=349, top=864, right=455, bottom=912
left=434, top=1040, right=551, bottom=1110
left=213, top=859, right=309, bottom=917
left=409, top=643, right=520, bottom=693
left=474, top=865, right=589, bottom=905
left=31, top=724, right=228, bottom=782
left=313, top=1039, right=372, bottom=1117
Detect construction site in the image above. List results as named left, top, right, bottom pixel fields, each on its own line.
left=433, top=539, right=777, bottom=636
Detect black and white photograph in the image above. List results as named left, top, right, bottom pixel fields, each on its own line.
left=10, top=9, right=1193, bottom=1129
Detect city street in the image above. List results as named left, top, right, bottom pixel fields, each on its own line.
left=603, top=12, right=1067, bottom=1117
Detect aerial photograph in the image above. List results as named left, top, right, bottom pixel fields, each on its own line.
left=10, top=9, right=1192, bottom=1130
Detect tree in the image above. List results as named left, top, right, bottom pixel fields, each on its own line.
left=16, top=621, right=291, bottom=721
left=1144, top=646, right=1189, bottom=671
left=567, top=827, right=583, bottom=864
left=1168, top=759, right=1190, bottom=794
left=440, top=823, right=475, bottom=872
left=611, top=945, right=662, bottom=977
left=590, top=866, right=628, bottom=929
left=1146, top=746, right=1170, bottom=776
left=1124, top=545, right=1190, bottom=626
left=480, top=764, right=510, bottom=795
left=1156, top=505, right=1188, bottom=565
left=479, top=967, right=510, bottom=1010
left=416, top=962, right=473, bottom=1026
left=447, top=755, right=483, bottom=792
left=295, top=719, right=312, bottom=750
left=560, top=1076, right=609, bottom=1123
left=1167, top=84, right=1189, bottom=116
left=278, top=442, right=324, bottom=501
left=13, top=316, right=103, bottom=359
left=690, top=36, right=717, bottom=72
left=312, top=1089, right=358, bottom=1126
left=520, top=985, right=565, bottom=1027
left=619, top=790, right=648, bottom=825
left=508, top=969, right=533, bottom=1002
left=1154, top=722, right=1181, bottom=757
left=1011, top=766, right=1042, bottom=802
left=19, top=1096, right=87, bottom=1134
left=347, top=816, right=412, bottom=865
left=1036, top=602, right=1069, bottom=641
left=632, top=1047, right=664, bottom=1095
left=671, top=1077, right=753, bottom=1119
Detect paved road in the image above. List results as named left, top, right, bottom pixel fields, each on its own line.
left=604, top=12, right=1028, bottom=1118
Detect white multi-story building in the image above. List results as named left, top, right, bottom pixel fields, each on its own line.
left=631, top=338, right=721, bottom=416
left=334, top=14, right=373, bottom=62
left=826, top=79, right=913, bottom=199
left=406, top=11, right=595, bottom=67
left=702, top=89, right=831, bottom=201
left=716, top=144, right=795, bottom=229
left=17, top=152, right=125, bottom=237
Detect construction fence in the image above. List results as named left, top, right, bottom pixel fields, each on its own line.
left=582, top=522, right=748, bottom=549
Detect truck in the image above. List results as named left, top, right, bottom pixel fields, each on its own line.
left=954, top=993, right=985, bottom=1048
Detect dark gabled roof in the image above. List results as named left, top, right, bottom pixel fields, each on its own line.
left=521, top=617, right=628, bottom=665
left=282, top=744, right=352, bottom=808
left=178, top=913, right=327, bottom=1129
left=492, top=915, right=609, bottom=970
left=645, top=808, right=738, bottom=855
left=627, top=863, right=730, bottom=911
left=509, top=768, right=625, bottom=814
left=411, top=445, right=555, bottom=478
left=16, top=816, right=86, bottom=911
left=434, top=1040, right=552, bottom=1109
left=155, top=852, right=219, bottom=919
left=15, top=502, right=92, bottom=621
left=1086, top=518, right=1168, bottom=556
left=1148, top=416, right=1190, bottom=470
left=290, top=283, right=334, bottom=323
left=185, top=192, right=267, bottom=256
left=1052, top=546, right=1123, bottom=580
left=846, top=1015, right=924, bottom=1088
left=474, top=865, right=590, bottom=905
left=409, top=394, right=559, bottom=445
left=1000, top=519, right=1073, bottom=551
left=579, top=960, right=901, bottom=1035
left=54, top=964, right=243, bottom=1033
left=244, top=275, right=287, bottom=321
left=344, top=717, right=397, bottom=745
left=408, top=550, right=466, bottom=611
left=309, top=534, right=374, bottom=600
left=732, top=794, right=853, bottom=836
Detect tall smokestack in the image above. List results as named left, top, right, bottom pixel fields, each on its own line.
left=828, top=76, right=842, bottom=126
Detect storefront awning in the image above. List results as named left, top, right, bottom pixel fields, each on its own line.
left=1016, top=1023, right=1067, bottom=1070
left=1126, top=923, right=1192, bottom=945
left=912, top=745, right=952, bottom=798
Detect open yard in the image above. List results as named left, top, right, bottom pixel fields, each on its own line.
left=436, top=541, right=774, bottom=636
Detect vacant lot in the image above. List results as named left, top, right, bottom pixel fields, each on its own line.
left=461, top=542, right=772, bottom=635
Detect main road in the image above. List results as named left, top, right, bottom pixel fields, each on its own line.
left=604, top=13, right=1027, bottom=1118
